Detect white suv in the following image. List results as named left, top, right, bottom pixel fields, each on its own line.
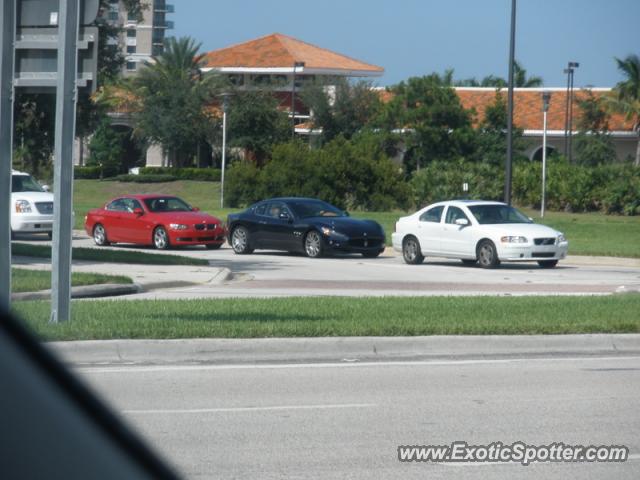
left=11, top=170, right=54, bottom=239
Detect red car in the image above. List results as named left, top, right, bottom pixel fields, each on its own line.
left=84, top=194, right=226, bottom=250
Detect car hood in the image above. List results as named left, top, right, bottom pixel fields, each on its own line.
left=308, top=217, right=384, bottom=237
left=11, top=191, right=54, bottom=203
left=150, top=211, right=222, bottom=224
left=477, top=223, right=562, bottom=238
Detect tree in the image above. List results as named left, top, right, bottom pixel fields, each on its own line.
left=301, top=78, right=383, bottom=143
left=573, top=91, right=616, bottom=166
left=131, top=36, right=226, bottom=167
left=607, top=54, right=640, bottom=166
left=513, top=61, right=543, bottom=87
left=379, top=74, right=476, bottom=172
left=86, top=118, right=127, bottom=177
left=227, top=90, right=290, bottom=165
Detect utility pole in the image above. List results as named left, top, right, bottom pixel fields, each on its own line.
left=563, top=61, right=579, bottom=162
left=541, top=91, right=551, bottom=218
left=504, top=0, right=516, bottom=205
left=291, top=61, right=305, bottom=139
left=50, top=0, right=80, bottom=323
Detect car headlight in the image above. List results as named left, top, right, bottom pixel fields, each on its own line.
left=169, top=223, right=188, bottom=230
left=15, top=200, right=32, bottom=213
left=557, top=234, right=566, bottom=243
left=500, top=236, right=527, bottom=243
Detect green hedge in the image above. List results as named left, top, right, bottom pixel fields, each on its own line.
left=412, top=158, right=640, bottom=215
left=74, top=166, right=102, bottom=179
left=139, top=167, right=221, bottom=182
left=110, top=174, right=178, bottom=183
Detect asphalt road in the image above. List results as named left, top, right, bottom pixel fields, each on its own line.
left=12, top=232, right=640, bottom=298
left=75, top=354, right=640, bottom=480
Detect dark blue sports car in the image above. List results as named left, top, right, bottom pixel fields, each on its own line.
left=226, top=197, right=386, bottom=258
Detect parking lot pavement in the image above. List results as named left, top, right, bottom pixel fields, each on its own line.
left=10, top=231, right=640, bottom=298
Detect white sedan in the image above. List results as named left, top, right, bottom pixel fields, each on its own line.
left=392, top=200, right=568, bottom=268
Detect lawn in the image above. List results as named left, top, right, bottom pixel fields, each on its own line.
left=12, top=295, right=640, bottom=341
left=12, top=242, right=208, bottom=266
left=73, top=179, right=640, bottom=257
left=12, top=268, right=132, bottom=293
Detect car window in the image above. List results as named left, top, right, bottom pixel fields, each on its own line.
left=289, top=200, right=345, bottom=218
left=144, top=197, right=192, bottom=212
left=255, top=204, right=267, bottom=216
left=266, top=203, right=283, bottom=219
left=11, top=175, right=44, bottom=193
left=106, top=199, right=128, bottom=212
left=445, top=206, right=469, bottom=224
left=121, top=199, right=142, bottom=213
left=419, top=206, right=444, bottom=223
left=468, top=205, right=533, bottom=224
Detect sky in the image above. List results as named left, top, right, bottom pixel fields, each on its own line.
left=172, top=0, right=639, bottom=88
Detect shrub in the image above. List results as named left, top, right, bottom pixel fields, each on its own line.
left=74, top=166, right=102, bottom=179
left=138, top=167, right=221, bottom=181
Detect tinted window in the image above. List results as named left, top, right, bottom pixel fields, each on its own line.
left=288, top=200, right=345, bottom=218
left=265, top=202, right=291, bottom=219
left=445, top=206, right=469, bottom=224
left=254, top=204, right=267, bottom=216
left=11, top=175, right=44, bottom=193
left=468, top=205, right=532, bottom=224
left=144, top=197, right=192, bottom=212
left=419, top=206, right=443, bottom=223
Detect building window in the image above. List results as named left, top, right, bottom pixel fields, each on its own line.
left=127, top=29, right=136, bottom=38
left=126, top=45, right=136, bottom=54
left=108, top=11, right=118, bottom=21
left=126, top=61, right=136, bottom=71
left=127, top=11, right=137, bottom=22
left=152, top=45, right=164, bottom=57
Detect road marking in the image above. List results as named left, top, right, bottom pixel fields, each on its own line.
left=122, top=403, right=377, bottom=415
left=77, top=355, right=640, bottom=374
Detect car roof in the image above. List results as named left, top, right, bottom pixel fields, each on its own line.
left=114, top=194, right=179, bottom=200
left=254, top=197, right=327, bottom=204
left=428, top=199, right=507, bottom=208
left=11, top=170, right=30, bottom=176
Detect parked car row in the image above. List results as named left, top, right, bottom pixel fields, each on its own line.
left=81, top=195, right=569, bottom=268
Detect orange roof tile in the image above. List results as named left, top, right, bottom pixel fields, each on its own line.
left=202, top=33, right=384, bottom=76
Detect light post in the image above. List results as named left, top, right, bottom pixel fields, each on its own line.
left=541, top=91, right=551, bottom=218
left=218, top=92, right=232, bottom=209
left=504, top=0, right=517, bottom=205
left=291, top=61, right=305, bottom=139
left=563, top=61, right=579, bottom=162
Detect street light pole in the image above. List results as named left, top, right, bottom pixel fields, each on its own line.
left=563, top=61, right=579, bottom=161
left=504, top=0, right=517, bottom=205
left=291, top=61, right=305, bottom=139
left=541, top=91, right=551, bottom=218
left=218, top=93, right=231, bottom=209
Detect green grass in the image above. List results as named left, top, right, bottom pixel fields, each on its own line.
left=11, top=242, right=208, bottom=266
left=11, top=295, right=640, bottom=341
left=73, top=179, right=640, bottom=257
left=12, top=268, right=132, bottom=293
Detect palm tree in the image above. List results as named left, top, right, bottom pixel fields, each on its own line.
left=608, top=55, right=640, bottom=166
left=513, top=61, right=543, bottom=88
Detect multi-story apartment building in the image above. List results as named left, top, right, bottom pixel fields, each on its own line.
left=103, top=0, right=174, bottom=75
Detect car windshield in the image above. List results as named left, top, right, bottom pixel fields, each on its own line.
left=468, top=204, right=533, bottom=224
left=12, top=175, right=44, bottom=193
left=144, top=196, right=193, bottom=213
left=288, top=200, right=346, bottom=218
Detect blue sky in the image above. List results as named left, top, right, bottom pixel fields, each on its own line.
left=172, top=0, right=639, bottom=88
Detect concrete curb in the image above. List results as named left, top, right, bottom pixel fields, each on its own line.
left=48, top=334, right=640, bottom=366
left=11, top=283, right=142, bottom=301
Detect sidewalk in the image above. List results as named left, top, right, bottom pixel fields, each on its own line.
left=49, top=334, right=640, bottom=367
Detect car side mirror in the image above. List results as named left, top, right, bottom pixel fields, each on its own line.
left=133, top=208, right=144, bottom=216
left=279, top=212, right=290, bottom=220
left=455, top=218, right=470, bottom=227
left=42, top=185, right=50, bottom=192
left=192, top=206, right=200, bottom=212
left=343, top=211, right=350, bottom=217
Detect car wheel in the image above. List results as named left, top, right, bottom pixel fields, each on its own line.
left=461, top=259, right=477, bottom=266
left=304, top=230, right=323, bottom=258
left=402, top=236, right=424, bottom=265
left=231, top=226, right=253, bottom=254
left=477, top=240, right=499, bottom=268
left=538, top=260, right=558, bottom=268
left=93, top=224, right=109, bottom=246
left=205, top=243, right=223, bottom=250
left=153, top=226, right=170, bottom=250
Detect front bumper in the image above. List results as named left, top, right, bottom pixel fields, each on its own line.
left=11, top=213, right=53, bottom=233
left=169, top=228, right=226, bottom=246
left=323, top=235, right=386, bottom=255
left=497, top=241, right=569, bottom=261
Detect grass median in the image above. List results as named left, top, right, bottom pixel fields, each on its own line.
left=12, top=268, right=132, bottom=293
left=12, top=242, right=208, bottom=266
left=12, top=295, right=640, bottom=341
